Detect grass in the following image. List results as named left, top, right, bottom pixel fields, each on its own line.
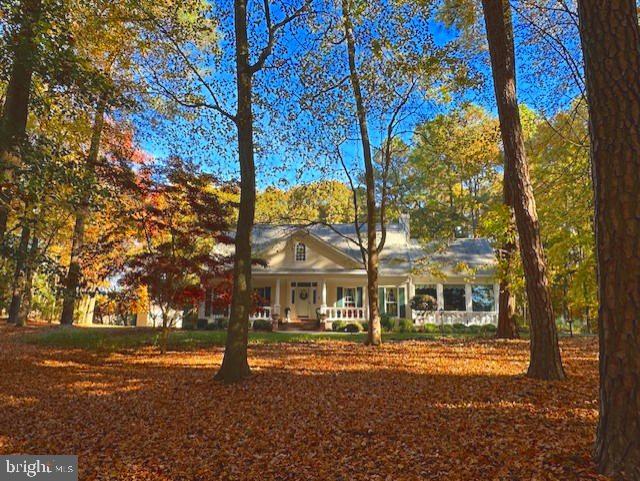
left=19, top=325, right=493, bottom=352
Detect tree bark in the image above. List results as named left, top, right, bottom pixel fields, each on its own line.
left=60, top=100, right=106, bottom=325
left=496, top=239, right=518, bottom=339
left=16, top=236, right=38, bottom=326
left=481, top=0, right=564, bottom=380
left=577, top=1, right=640, bottom=478
left=7, top=224, right=30, bottom=324
left=215, top=0, right=255, bottom=383
left=497, top=153, right=518, bottom=339
left=0, top=0, right=42, bottom=242
left=341, top=0, right=382, bottom=346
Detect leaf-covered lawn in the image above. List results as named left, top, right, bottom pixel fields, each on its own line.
left=0, top=325, right=604, bottom=480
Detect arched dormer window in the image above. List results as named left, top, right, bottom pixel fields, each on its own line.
left=295, top=242, right=306, bottom=262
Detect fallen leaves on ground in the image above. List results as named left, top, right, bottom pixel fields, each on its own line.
left=0, top=326, right=605, bottom=480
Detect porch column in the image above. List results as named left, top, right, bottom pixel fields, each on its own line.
left=465, top=284, right=473, bottom=312
left=321, top=280, right=327, bottom=308
left=406, top=280, right=413, bottom=321
left=465, top=284, right=473, bottom=325
left=436, top=283, right=444, bottom=310
left=362, top=285, right=368, bottom=319
left=273, top=278, right=281, bottom=316
left=493, top=282, right=500, bottom=312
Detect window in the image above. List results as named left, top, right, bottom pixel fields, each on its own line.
left=295, top=242, right=306, bottom=262
left=254, top=287, right=271, bottom=306
left=472, top=285, right=495, bottom=312
left=336, top=287, right=363, bottom=308
left=385, top=288, right=398, bottom=316
left=378, top=287, right=406, bottom=317
left=443, top=285, right=466, bottom=311
left=415, top=284, right=437, bottom=303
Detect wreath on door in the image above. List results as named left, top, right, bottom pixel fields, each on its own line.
left=299, top=289, right=309, bottom=300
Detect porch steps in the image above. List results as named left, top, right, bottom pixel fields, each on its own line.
left=279, top=320, right=320, bottom=331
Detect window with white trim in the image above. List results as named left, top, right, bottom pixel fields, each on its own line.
left=295, top=242, right=306, bottom=262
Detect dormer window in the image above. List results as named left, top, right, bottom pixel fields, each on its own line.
left=295, top=242, right=306, bottom=262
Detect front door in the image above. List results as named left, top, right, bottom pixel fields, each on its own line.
left=292, top=283, right=316, bottom=319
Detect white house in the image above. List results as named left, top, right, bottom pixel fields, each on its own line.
left=198, top=215, right=500, bottom=330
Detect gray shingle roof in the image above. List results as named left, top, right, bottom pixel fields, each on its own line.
left=251, top=222, right=496, bottom=276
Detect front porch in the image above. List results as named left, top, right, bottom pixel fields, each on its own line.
left=198, top=276, right=500, bottom=330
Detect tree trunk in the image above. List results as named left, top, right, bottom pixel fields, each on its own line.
left=497, top=162, right=519, bottom=339
left=60, top=100, right=106, bottom=325
left=342, top=0, right=382, bottom=345
left=0, top=0, right=42, bottom=242
left=7, top=224, right=30, bottom=324
left=577, top=1, right=640, bottom=478
left=481, top=0, right=564, bottom=380
left=496, top=240, right=518, bottom=339
left=16, top=236, right=38, bottom=326
left=215, top=0, right=255, bottom=383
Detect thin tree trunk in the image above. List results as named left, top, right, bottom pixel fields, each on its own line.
left=496, top=239, right=518, bottom=339
left=497, top=158, right=519, bottom=339
left=577, top=1, right=640, bottom=478
left=481, top=0, right=564, bottom=380
left=60, top=100, right=106, bottom=325
left=341, top=0, right=382, bottom=345
left=216, top=0, right=255, bottom=383
left=7, top=224, right=30, bottom=324
left=0, top=0, right=42, bottom=242
left=16, top=236, right=38, bottom=326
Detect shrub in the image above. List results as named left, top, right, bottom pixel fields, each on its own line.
left=205, top=321, right=219, bottom=330
left=252, top=319, right=273, bottom=331
left=381, top=314, right=395, bottom=332
left=467, top=325, right=482, bottom=334
left=360, top=321, right=369, bottom=332
left=452, top=323, right=468, bottom=332
left=182, top=319, right=196, bottom=330
left=422, top=323, right=440, bottom=333
left=397, top=318, right=415, bottom=333
left=439, top=324, right=454, bottom=334
left=196, top=318, right=208, bottom=330
left=217, top=318, right=229, bottom=330
left=344, top=322, right=363, bottom=333
left=332, top=320, right=347, bottom=332
left=480, top=324, right=497, bottom=335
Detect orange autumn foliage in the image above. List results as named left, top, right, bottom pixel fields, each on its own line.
left=0, top=326, right=605, bottom=480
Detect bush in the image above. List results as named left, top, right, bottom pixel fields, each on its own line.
left=205, top=321, right=219, bottom=331
left=439, top=324, right=454, bottom=334
left=182, top=319, right=196, bottom=330
left=196, top=318, right=208, bottom=330
left=332, top=320, right=347, bottom=332
left=217, top=318, right=229, bottom=330
left=452, top=323, right=468, bottom=332
left=381, top=314, right=395, bottom=332
left=360, top=321, right=369, bottom=332
left=421, top=323, right=440, bottom=334
left=397, top=318, right=415, bottom=333
left=480, top=324, right=497, bottom=335
left=466, top=325, right=482, bottom=334
left=252, top=319, right=273, bottom=331
left=344, top=322, right=363, bottom=333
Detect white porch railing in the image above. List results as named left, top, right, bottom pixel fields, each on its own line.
left=251, top=306, right=272, bottom=321
left=413, top=310, right=498, bottom=326
left=320, top=306, right=368, bottom=321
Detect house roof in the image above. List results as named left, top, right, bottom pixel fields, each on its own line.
left=251, top=222, right=497, bottom=278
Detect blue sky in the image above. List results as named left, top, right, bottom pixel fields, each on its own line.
left=133, top=2, right=581, bottom=191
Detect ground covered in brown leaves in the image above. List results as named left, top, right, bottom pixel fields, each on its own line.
left=0, top=326, right=604, bottom=480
